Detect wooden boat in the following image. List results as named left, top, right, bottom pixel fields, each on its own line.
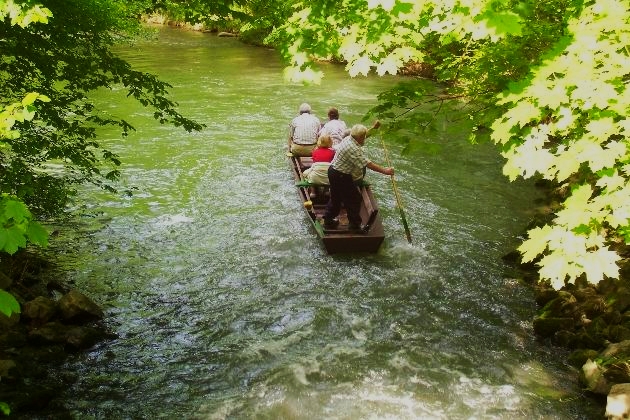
left=288, top=154, right=385, bottom=254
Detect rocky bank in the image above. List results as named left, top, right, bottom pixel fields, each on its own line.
left=0, top=252, right=112, bottom=417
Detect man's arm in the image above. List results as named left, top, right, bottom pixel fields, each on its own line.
left=288, top=124, right=294, bottom=148
left=366, top=120, right=381, bottom=139
left=366, top=161, right=394, bottom=176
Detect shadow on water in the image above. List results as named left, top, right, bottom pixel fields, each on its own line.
left=35, top=26, right=603, bottom=419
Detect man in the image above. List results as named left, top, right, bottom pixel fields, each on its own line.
left=323, top=122, right=394, bottom=231
left=288, top=103, right=321, bottom=157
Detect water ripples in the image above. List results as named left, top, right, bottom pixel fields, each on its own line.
left=33, top=26, right=604, bottom=419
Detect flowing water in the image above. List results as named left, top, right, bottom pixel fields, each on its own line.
left=39, top=26, right=602, bottom=418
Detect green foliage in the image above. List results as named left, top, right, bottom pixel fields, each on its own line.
left=273, top=0, right=630, bottom=289
left=0, top=193, right=49, bottom=254
left=0, top=0, right=52, bottom=27
left=0, top=0, right=203, bottom=218
left=147, top=0, right=295, bottom=43
left=0, top=401, right=10, bottom=415
left=147, top=0, right=248, bottom=28
left=0, top=289, right=20, bottom=317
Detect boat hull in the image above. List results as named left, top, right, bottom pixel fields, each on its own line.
left=289, top=154, right=385, bottom=254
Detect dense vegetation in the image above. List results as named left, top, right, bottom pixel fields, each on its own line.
left=1, top=0, right=629, bottom=415
left=2, top=0, right=630, bottom=332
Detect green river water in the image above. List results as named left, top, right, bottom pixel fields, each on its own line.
left=38, top=26, right=602, bottom=419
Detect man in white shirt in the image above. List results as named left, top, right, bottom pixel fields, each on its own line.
left=288, top=103, right=321, bottom=157
left=319, top=107, right=348, bottom=148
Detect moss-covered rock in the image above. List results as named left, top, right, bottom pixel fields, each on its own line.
left=540, top=291, right=579, bottom=318
left=533, top=316, right=575, bottom=337
left=568, top=349, right=599, bottom=368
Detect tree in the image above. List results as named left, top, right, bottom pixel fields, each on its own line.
left=147, top=0, right=295, bottom=42
left=0, top=3, right=53, bottom=331
left=0, top=0, right=204, bottom=331
left=0, top=0, right=203, bottom=219
left=270, top=0, right=630, bottom=289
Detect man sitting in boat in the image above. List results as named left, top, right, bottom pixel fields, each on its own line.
left=323, top=123, right=394, bottom=231
left=288, top=103, right=321, bottom=157
left=319, top=107, right=347, bottom=148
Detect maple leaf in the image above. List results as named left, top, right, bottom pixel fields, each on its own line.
left=2, top=198, right=29, bottom=223
left=504, top=100, right=540, bottom=128
left=26, top=222, right=48, bottom=247
left=565, top=184, right=593, bottom=207
left=0, top=290, right=20, bottom=317
left=376, top=56, right=399, bottom=76
left=538, top=251, right=573, bottom=287
left=553, top=150, right=581, bottom=181
left=348, top=56, right=373, bottom=77
left=586, top=117, right=616, bottom=140
left=596, top=170, right=625, bottom=192
left=582, top=247, right=621, bottom=283
left=490, top=118, right=515, bottom=145
left=519, top=225, right=552, bottom=262
left=551, top=230, right=588, bottom=259
left=478, top=10, right=522, bottom=41
left=510, top=142, right=554, bottom=179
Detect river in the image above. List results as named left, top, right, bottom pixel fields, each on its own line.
left=39, top=26, right=601, bottom=418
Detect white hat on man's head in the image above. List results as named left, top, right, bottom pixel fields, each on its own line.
left=299, top=103, right=312, bottom=113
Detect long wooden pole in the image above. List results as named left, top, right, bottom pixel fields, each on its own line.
left=378, top=135, right=412, bottom=244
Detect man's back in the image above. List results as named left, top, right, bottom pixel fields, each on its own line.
left=291, top=113, right=321, bottom=145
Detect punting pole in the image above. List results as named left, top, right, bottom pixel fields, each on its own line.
left=378, top=135, right=412, bottom=244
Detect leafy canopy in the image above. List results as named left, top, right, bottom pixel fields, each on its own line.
left=0, top=0, right=203, bottom=218
left=0, top=0, right=203, bottom=324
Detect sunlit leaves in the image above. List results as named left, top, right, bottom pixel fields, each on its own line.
left=530, top=179, right=628, bottom=284
left=582, top=247, right=621, bottom=283
left=519, top=225, right=553, bottom=263
left=0, top=94, right=49, bottom=141
left=283, top=65, right=323, bottom=84
left=0, top=290, right=20, bottom=317
left=484, top=0, right=630, bottom=287
left=472, top=10, right=522, bottom=41
left=0, top=0, right=52, bottom=27
left=0, top=194, right=48, bottom=255
left=367, top=0, right=396, bottom=12
left=275, top=0, right=526, bottom=82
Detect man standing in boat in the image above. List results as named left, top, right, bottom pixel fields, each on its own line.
left=323, top=122, right=394, bottom=231
left=288, top=103, right=321, bottom=157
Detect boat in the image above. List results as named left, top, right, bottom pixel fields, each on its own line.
left=288, top=153, right=385, bottom=254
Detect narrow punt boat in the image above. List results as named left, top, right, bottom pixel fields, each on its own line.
left=288, top=154, right=385, bottom=254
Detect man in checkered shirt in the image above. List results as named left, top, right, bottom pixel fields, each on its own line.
left=323, top=122, right=394, bottom=231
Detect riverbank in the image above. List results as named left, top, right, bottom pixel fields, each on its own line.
left=504, top=179, right=630, bottom=418
left=0, top=251, right=112, bottom=417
